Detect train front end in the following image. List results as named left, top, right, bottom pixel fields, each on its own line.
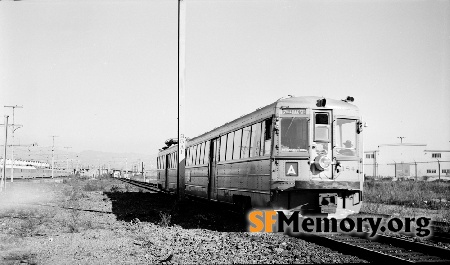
left=270, top=96, right=364, bottom=219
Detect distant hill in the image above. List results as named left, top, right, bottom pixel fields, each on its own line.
left=11, top=148, right=158, bottom=171
left=76, top=150, right=158, bottom=170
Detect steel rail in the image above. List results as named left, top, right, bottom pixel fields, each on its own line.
left=357, top=211, right=450, bottom=244
left=116, top=178, right=163, bottom=193
left=297, top=232, right=450, bottom=263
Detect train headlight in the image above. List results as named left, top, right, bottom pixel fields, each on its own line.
left=315, top=155, right=331, bottom=171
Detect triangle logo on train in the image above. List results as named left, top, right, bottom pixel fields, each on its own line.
left=285, top=162, right=298, bottom=176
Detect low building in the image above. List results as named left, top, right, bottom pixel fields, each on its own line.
left=364, top=144, right=450, bottom=180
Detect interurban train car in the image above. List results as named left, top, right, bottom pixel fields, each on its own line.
left=156, top=96, right=364, bottom=218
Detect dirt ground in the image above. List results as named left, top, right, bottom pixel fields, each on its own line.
left=0, top=177, right=367, bottom=264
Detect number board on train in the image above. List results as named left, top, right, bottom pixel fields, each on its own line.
left=282, top=109, right=306, bottom=115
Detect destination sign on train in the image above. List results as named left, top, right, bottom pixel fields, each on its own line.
left=282, top=108, right=306, bottom=115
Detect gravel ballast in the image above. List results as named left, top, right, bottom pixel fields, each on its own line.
left=0, top=177, right=367, bottom=264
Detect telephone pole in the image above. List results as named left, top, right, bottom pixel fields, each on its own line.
left=397, top=136, right=405, bottom=144
left=4, top=105, right=23, bottom=182
left=1, top=115, right=9, bottom=192
left=50, top=136, right=59, bottom=178
left=177, top=0, right=186, bottom=200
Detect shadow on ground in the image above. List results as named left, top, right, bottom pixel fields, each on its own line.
left=104, top=191, right=247, bottom=232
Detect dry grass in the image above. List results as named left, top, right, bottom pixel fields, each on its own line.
left=364, top=179, right=450, bottom=208
left=363, top=179, right=450, bottom=222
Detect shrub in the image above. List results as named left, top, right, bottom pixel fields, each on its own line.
left=158, top=212, right=171, bottom=227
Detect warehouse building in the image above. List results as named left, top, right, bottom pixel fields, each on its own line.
left=364, top=143, right=450, bottom=180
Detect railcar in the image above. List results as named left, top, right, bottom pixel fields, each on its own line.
left=0, top=166, right=68, bottom=179
left=156, top=96, right=364, bottom=218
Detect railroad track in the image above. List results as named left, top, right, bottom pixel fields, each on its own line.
left=357, top=212, right=450, bottom=244
left=116, top=178, right=163, bottom=193
left=298, top=232, right=450, bottom=263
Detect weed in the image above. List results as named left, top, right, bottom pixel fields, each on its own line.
left=125, top=184, right=133, bottom=192
left=158, top=212, right=172, bottom=227
left=110, top=185, right=121, bottom=193
left=364, top=179, right=450, bottom=210
left=61, top=209, right=81, bottom=233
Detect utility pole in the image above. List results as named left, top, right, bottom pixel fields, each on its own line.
left=4, top=105, right=23, bottom=183
left=397, top=136, right=405, bottom=144
left=50, top=136, right=58, bottom=178
left=177, top=0, right=186, bottom=200
left=2, top=116, right=10, bottom=191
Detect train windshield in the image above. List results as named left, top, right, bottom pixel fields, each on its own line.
left=280, top=117, right=308, bottom=152
left=335, top=119, right=357, bottom=156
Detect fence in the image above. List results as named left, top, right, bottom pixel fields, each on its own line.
left=364, top=160, right=450, bottom=180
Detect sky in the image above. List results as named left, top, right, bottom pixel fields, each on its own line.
left=1, top=0, right=449, bottom=164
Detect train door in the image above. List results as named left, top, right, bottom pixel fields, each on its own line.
left=208, top=138, right=219, bottom=200
left=311, top=110, right=333, bottom=179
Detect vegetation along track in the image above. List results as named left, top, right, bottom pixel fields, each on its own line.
left=297, top=232, right=450, bottom=263
left=118, top=178, right=450, bottom=262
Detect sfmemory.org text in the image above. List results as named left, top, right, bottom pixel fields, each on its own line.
left=248, top=210, right=432, bottom=237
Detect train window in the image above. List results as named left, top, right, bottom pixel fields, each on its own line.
left=250, top=123, right=261, bottom=157
left=173, top=152, right=177, bottom=168
left=335, top=119, right=357, bottom=156
left=314, top=113, right=330, bottom=142
left=192, top=145, right=197, bottom=165
left=214, top=139, right=219, bottom=162
left=280, top=117, right=308, bottom=152
left=263, top=119, right=272, bottom=156
left=195, top=144, right=200, bottom=165
left=204, top=141, right=210, bottom=164
left=189, top=146, right=195, bottom=166
left=226, top=131, right=234, bottom=161
left=199, top=142, right=206, bottom=164
left=220, top=135, right=227, bottom=161
left=198, top=143, right=204, bottom=164
left=171, top=153, right=174, bottom=168
left=241, top=126, right=251, bottom=159
left=233, top=129, right=242, bottom=160
left=259, top=121, right=265, bottom=156
left=175, top=152, right=178, bottom=168
left=196, top=144, right=201, bottom=165
left=316, top=113, right=329, bottom=124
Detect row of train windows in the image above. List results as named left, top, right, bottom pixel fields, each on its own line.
left=156, top=119, right=272, bottom=169
left=216, top=119, right=272, bottom=162
left=157, top=152, right=178, bottom=169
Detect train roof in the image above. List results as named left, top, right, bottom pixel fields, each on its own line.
left=158, top=96, right=359, bottom=155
